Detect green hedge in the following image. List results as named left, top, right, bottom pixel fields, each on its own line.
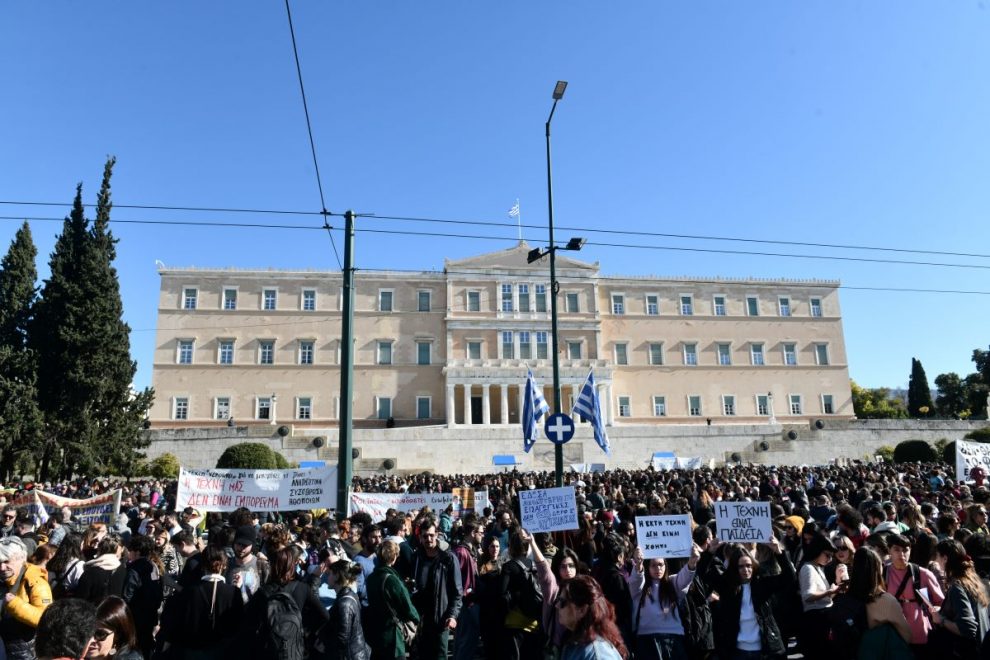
left=964, top=427, right=990, bottom=442
left=893, top=440, right=938, bottom=463
left=216, top=442, right=291, bottom=469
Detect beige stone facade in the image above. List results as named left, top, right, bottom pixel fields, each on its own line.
left=150, top=242, right=854, bottom=428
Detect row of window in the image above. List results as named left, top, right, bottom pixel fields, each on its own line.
left=181, top=287, right=437, bottom=313
left=175, top=338, right=436, bottom=366
left=609, top=293, right=822, bottom=318
left=175, top=336, right=833, bottom=367
left=620, top=393, right=837, bottom=418
left=612, top=340, right=831, bottom=367
left=170, top=395, right=431, bottom=421
left=170, top=391, right=837, bottom=421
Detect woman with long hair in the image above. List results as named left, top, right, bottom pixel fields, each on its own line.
left=365, top=540, right=419, bottom=660
left=498, top=527, right=544, bottom=659
left=797, top=533, right=844, bottom=660
left=628, top=543, right=700, bottom=660
left=476, top=535, right=506, bottom=660
left=824, top=535, right=854, bottom=586
left=911, top=530, right=945, bottom=591
left=47, top=533, right=85, bottom=599
left=319, top=560, right=371, bottom=660
left=158, top=545, right=244, bottom=659
left=87, top=596, right=142, bottom=660
left=930, top=539, right=990, bottom=657
left=556, top=575, right=628, bottom=660
left=842, top=546, right=911, bottom=656
left=696, top=534, right=795, bottom=660
left=537, top=545, right=588, bottom=654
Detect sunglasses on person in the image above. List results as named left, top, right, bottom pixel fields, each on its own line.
left=93, top=628, right=113, bottom=642
left=2, top=514, right=14, bottom=520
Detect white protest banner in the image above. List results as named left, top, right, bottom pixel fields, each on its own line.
left=956, top=439, right=990, bottom=482
left=675, top=457, right=704, bottom=470
left=636, top=514, right=693, bottom=559
left=177, top=466, right=337, bottom=512
left=651, top=452, right=677, bottom=471
left=35, top=490, right=122, bottom=526
left=519, top=486, right=578, bottom=534
left=714, top=501, right=773, bottom=543
left=348, top=491, right=490, bottom=520
left=9, top=491, right=48, bottom=526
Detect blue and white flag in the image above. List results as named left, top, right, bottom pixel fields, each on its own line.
left=508, top=200, right=520, bottom=218
left=572, top=370, right=610, bottom=455
left=522, top=370, right=550, bottom=453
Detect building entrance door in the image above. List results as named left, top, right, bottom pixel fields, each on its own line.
left=471, top=396, right=483, bottom=424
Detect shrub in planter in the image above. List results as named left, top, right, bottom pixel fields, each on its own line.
left=216, top=442, right=278, bottom=469
left=893, top=440, right=938, bottom=464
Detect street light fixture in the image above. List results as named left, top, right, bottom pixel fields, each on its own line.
left=544, top=80, right=577, bottom=487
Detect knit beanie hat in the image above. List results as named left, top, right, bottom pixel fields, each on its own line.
left=785, top=515, right=806, bottom=535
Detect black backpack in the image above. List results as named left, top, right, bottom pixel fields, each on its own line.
left=826, top=593, right=868, bottom=657
left=678, top=574, right=715, bottom=659
left=261, top=584, right=305, bottom=660
left=510, top=558, right=544, bottom=620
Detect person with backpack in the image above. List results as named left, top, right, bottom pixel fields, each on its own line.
left=498, top=527, right=544, bottom=659
left=929, top=539, right=990, bottom=659
left=410, top=518, right=462, bottom=660
left=45, top=534, right=84, bottom=600
left=627, top=541, right=701, bottom=660
left=830, top=546, right=911, bottom=659
left=74, top=534, right=128, bottom=605
left=243, top=545, right=328, bottom=660
left=318, top=559, right=370, bottom=660
left=884, top=533, right=944, bottom=658
left=592, top=533, right=634, bottom=653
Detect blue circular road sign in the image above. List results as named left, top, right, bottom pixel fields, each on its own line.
left=545, top=413, right=576, bottom=445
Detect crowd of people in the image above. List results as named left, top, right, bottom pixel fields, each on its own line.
left=2, top=459, right=990, bottom=659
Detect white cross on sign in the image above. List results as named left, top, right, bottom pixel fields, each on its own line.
left=545, top=413, right=575, bottom=444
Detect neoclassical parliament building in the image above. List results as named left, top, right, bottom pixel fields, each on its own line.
left=150, top=242, right=854, bottom=430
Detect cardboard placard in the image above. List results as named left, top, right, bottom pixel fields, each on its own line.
left=519, top=486, right=578, bottom=533
left=714, top=501, right=773, bottom=543
left=636, top=514, right=693, bottom=558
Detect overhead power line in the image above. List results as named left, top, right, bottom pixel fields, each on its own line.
left=4, top=200, right=990, bottom=262
left=5, top=214, right=990, bottom=272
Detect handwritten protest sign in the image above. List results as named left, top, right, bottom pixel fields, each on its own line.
left=956, top=439, right=990, bottom=482
left=519, top=486, right=578, bottom=533
left=35, top=490, right=122, bottom=526
left=636, top=514, right=693, bottom=558
left=714, top=501, right=772, bottom=543
left=348, top=490, right=490, bottom=520
left=177, top=466, right=337, bottom=512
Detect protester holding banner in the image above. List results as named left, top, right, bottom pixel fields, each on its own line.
left=697, top=534, right=795, bottom=660
left=628, top=542, right=701, bottom=660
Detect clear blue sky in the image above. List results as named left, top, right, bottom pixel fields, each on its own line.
left=2, top=2, right=989, bottom=393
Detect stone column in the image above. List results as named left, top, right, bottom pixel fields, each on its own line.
left=463, top=384, right=473, bottom=425
left=482, top=384, right=491, bottom=425
left=447, top=384, right=457, bottom=426
left=600, top=383, right=613, bottom=425
left=500, top=384, right=509, bottom=424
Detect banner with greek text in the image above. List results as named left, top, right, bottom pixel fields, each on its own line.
left=177, top=466, right=338, bottom=512
left=348, top=490, right=491, bottom=521
left=635, top=514, right=693, bottom=558
left=714, top=501, right=773, bottom=543
left=35, top=490, right=122, bottom=526
left=9, top=491, right=48, bottom=526
left=956, top=439, right=990, bottom=482
left=519, top=486, right=579, bottom=533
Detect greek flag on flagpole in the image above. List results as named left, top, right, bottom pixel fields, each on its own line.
left=572, top=370, right=610, bottom=455
left=508, top=200, right=520, bottom=218
left=522, top=369, right=550, bottom=453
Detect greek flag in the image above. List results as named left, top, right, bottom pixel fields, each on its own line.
left=508, top=201, right=520, bottom=218
left=572, top=370, right=610, bottom=455
left=522, top=370, right=550, bottom=452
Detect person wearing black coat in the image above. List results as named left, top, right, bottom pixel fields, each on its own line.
left=239, top=546, right=330, bottom=658
left=122, top=535, right=164, bottom=660
left=697, top=534, right=796, bottom=660
left=319, top=560, right=370, bottom=660
left=591, top=533, right=634, bottom=651
left=159, top=546, right=244, bottom=658
left=75, top=535, right=128, bottom=605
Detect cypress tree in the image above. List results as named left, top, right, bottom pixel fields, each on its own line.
left=0, top=222, right=43, bottom=480
left=32, top=158, right=154, bottom=479
left=907, top=357, right=934, bottom=417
